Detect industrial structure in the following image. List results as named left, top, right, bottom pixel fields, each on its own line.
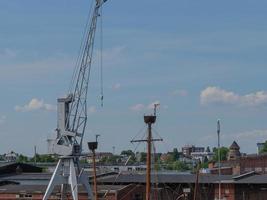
left=43, top=0, right=108, bottom=199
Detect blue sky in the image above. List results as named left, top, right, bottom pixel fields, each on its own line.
left=1, top=0, right=267, bottom=155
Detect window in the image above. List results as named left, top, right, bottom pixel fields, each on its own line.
left=133, top=194, right=142, bottom=200
left=17, top=193, right=33, bottom=199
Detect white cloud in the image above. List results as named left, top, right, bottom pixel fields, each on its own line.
left=147, top=100, right=160, bottom=110
left=130, top=104, right=145, bottom=112
left=199, top=129, right=267, bottom=144
left=0, top=55, right=74, bottom=82
left=0, top=48, right=17, bottom=58
left=200, top=86, right=267, bottom=106
left=95, top=46, right=126, bottom=68
left=111, top=83, right=121, bottom=91
left=0, top=115, right=6, bottom=125
left=15, top=98, right=56, bottom=112
left=130, top=100, right=164, bottom=112
left=234, top=129, right=267, bottom=139
left=172, top=89, right=188, bottom=97
left=88, top=106, right=96, bottom=114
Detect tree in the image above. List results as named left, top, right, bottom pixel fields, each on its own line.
left=212, top=147, right=229, bottom=162
left=30, top=154, right=57, bottom=163
left=166, top=161, right=189, bottom=171
left=260, top=141, right=267, bottom=154
left=17, top=154, right=28, bottom=163
left=121, top=150, right=134, bottom=156
left=120, top=150, right=136, bottom=164
left=100, top=155, right=121, bottom=164
left=140, top=152, right=147, bottom=163
left=172, top=148, right=179, bottom=161
left=199, top=156, right=209, bottom=169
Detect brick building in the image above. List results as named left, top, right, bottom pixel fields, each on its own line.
left=1, top=162, right=267, bottom=199
left=99, top=172, right=267, bottom=200
left=209, top=141, right=267, bottom=175
left=0, top=184, right=145, bottom=200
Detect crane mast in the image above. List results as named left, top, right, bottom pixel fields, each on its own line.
left=43, top=1, right=107, bottom=199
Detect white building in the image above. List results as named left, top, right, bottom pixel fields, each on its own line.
left=191, top=151, right=214, bottom=162
left=4, top=151, right=18, bottom=162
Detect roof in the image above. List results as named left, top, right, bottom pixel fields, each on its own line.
left=0, top=184, right=131, bottom=194
left=235, top=174, right=267, bottom=184
left=99, top=172, right=267, bottom=185
left=98, top=172, right=234, bottom=184
left=0, top=172, right=117, bottom=182
left=0, top=163, right=42, bottom=175
left=0, top=170, right=266, bottom=187
left=230, top=141, right=240, bottom=150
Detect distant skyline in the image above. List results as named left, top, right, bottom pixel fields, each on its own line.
left=1, top=0, right=267, bottom=155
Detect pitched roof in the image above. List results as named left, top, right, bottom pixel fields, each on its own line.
left=97, top=172, right=234, bottom=184
left=230, top=141, right=240, bottom=150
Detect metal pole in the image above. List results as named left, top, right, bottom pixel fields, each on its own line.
left=34, top=145, right=37, bottom=165
left=193, top=168, right=199, bottom=200
left=217, top=120, right=221, bottom=200
left=92, top=149, right=98, bottom=200
left=112, top=146, right=115, bottom=155
left=146, top=122, right=152, bottom=200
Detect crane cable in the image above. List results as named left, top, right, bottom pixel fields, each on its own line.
left=152, top=141, right=159, bottom=200
left=100, top=4, right=104, bottom=107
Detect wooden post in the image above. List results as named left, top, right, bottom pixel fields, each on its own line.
left=146, top=122, right=152, bottom=200
left=92, top=149, right=98, bottom=200
left=88, top=141, right=99, bottom=200
left=131, top=114, right=162, bottom=200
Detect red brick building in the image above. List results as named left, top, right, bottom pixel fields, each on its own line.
left=0, top=184, right=145, bottom=200
left=209, top=141, right=267, bottom=175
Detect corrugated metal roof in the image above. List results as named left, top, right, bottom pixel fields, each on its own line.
left=0, top=171, right=266, bottom=186
left=98, top=173, right=234, bottom=184
left=235, top=174, right=267, bottom=184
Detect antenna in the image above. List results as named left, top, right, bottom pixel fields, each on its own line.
left=95, top=134, right=100, bottom=142
left=153, top=103, right=160, bottom=116
left=112, top=146, right=115, bottom=155
left=217, top=119, right=220, bottom=134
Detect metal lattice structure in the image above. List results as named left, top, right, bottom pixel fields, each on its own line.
left=43, top=1, right=108, bottom=199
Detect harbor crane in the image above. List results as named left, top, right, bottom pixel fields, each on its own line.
left=43, top=0, right=108, bottom=199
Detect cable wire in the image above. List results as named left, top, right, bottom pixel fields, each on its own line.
left=100, top=4, right=104, bottom=107
left=68, top=0, right=94, bottom=94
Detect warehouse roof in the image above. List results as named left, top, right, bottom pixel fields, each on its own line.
left=0, top=162, right=42, bottom=174
left=98, top=172, right=234, bottom=184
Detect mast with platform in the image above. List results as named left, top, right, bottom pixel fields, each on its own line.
left=131, top=104, right=162, bottom=200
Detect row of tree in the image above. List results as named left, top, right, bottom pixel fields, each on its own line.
left=10, top=141, right=267, bottom=171
left=16, top=154, right=58, bottom=163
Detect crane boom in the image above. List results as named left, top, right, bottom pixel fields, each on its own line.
left=52, top=0, right=107, bottom=157
left=68, top=0, right=107, bottom=147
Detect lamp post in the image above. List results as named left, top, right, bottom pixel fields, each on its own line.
left=217, top=119, right=221, bottom=200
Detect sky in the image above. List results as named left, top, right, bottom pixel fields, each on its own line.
left=1, top=0, right=267, bottom=156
